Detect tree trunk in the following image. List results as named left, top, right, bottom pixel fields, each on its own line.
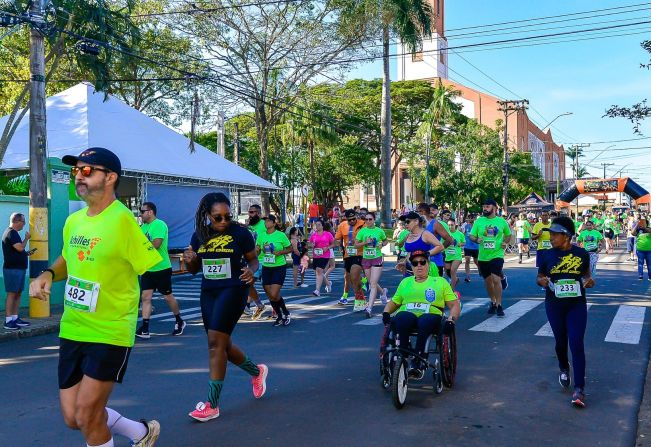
left=380, top=25, right=392, bottom=227
left=255, top=99, right=271, bottom=214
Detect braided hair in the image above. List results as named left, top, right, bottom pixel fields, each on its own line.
left=194, top=192, right=231, bottom=244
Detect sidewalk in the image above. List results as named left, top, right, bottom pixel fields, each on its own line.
left=0, top=304, right=63, bottom=343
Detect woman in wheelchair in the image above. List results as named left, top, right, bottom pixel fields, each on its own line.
left=382, top=250, right=461, bottom=378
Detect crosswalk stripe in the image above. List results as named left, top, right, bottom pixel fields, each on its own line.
left=535, top=303, right=593, bottom=337
left=600, top=255, right=616, bottom=263
left=523, top=257, right=535, bottom=264
left=605, top=305, right=646, bottom=345
left=505, top=257, right=519, bottom=263
left=355, top=315, right=382, bottom=325
left=461, top=298, right=489, bottom=316
left=469, top=300, right=543, bottom=333
left=142, top=306, right=201, bottom=322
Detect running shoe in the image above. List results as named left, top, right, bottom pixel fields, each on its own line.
left=353, top=300, right=365, bottom=312
left=408, top=360, right=425, bottom=380
left=501, top=275, right=509, bottom=290
left=487, top=302, right=497, bottom=315
left=252, top=364, right=268, bottom=398
left=172, top=321, right=186, bottom=336
left=273, top=317, right=283, bottom=327
left=135, top=327, right=150, bottom=339
left=242, top=305, right=254, bottom=317
left=380, top=288, right=388, bottom=305
left=14, top=318, right=30, bottom=327
left=300, top=283, right=309, bottom=288
left=282, top=315, right=291, bottom=326
left=132, top=419, right=161, bottom=446
left=363, top=278, right=369, bottom=292
left=559, top=369, right=571, bottom=389
left=252, top=304, right=266, bottom=321
left=325, top=282, right=332, bottom=293
left=3, top=320, right=18, bottom=330
left=338, top=297, right=349, bottom=305
left=496, top=305, right=505, bottom=317
left=571, top=388, right=586, bottom=408
left=312, top=290, right=320, bottom=297
left=189, top=402, right=220, bottom=422
left=464, top=277, right=470, bottom=283
left=640, top=276, right=644, bottom=280
left=364, top=307, right=372, bottom=319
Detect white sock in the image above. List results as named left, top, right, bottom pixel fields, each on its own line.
left=5, top=317, right=11, bottom=323
left=87, top=439, right=113, bottom=447
left=10, top=315, right=17, bottom=321
left=105, top=407, right=147, bottom=442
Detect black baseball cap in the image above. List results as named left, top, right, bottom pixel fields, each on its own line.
left=344, top=209, right=357, bottom=218
left=483, top=198, right=498, bottom=206
left=399, top=211, right=420, bottom=221
left=543, top=216, right=575, bottom=236
left=440, top=209, right=452, bottom=216
left=263, top=214, right=277, bottom=222
left=409, top=250, right=430, bottom=262
left=63, top=147, right=122, bottom=175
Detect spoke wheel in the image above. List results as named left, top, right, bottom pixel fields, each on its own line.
left=391, top=357, right=408, bottom=409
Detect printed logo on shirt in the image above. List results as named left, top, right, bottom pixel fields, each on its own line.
left=199, top=235, right=235, bottom=253
left=550, top=254, right=583, bottom=275
left=425, top=288, right=436, bottom=303
left=484, top=226, right=498, bottom=237
left=68, top=235, right=102, bottom=262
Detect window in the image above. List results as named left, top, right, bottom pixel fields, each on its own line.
left=411, top=41, right=424, bottom=62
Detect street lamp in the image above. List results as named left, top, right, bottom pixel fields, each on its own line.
left=542, top=112, right=573, bottom=131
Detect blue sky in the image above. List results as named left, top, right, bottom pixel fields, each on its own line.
left=343, top=0, right=651, bottom=191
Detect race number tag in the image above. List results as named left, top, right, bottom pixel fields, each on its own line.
left=405, top=302, right=430, bottom=313
left=263, top=254, right=276, bottom=264
left=364, top=248, right=377, bottom=257
left=483, top=241, right=496, bottom=249
left=314, top=248, right=324, bottom=256
left=446, top=247, right=456, bottom=256
left=542, top=240, right=552, bottom=249
left=554, top=279, right=580, bottom=298
left=346, top=246, right=358, bottom=256
left=64, top=276, right=100, bottom=312
left=585, top=242, right=597, bottom=251
left=202, top=258, right=232, bottom=280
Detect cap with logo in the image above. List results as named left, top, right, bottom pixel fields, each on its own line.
left=62, top=147, right=122, bottom=175
left=409, top=250, right=430, bottom=262
left=399, top=211, right=421, bottom=221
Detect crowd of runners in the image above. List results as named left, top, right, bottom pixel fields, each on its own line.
left=17, top=145, right=651, bottom=446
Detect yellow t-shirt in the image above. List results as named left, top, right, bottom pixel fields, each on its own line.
left=391, top=276, right=457, bottom=317
left=60, top=201, right=162, bottom=347
left=533, top=221, right=552, bottom=250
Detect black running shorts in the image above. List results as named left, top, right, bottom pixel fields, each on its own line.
left=344, top=256, right=363, bottom=273
left=140, top=268, right=173, bottom=295
left=261, top=265, right=287, bottom=286
left=477, top=258, right=505, bottom=279
left=58, top=338, right=132, bottom=389
left=200, top=285, right=248, bottom=334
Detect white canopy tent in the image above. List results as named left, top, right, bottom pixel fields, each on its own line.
left=0, top=83, right=280, bottom=247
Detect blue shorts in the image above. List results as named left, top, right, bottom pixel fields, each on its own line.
left=628, top=237, right=636, bottom=252
left=261, top=265, right=287, bottom=286
left=200, top=285, right=248, bottom=335
left=3, top=268, right=26, bottom=293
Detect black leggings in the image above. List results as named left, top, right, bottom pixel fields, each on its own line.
left=391, top=311, right=442, bottom=355
left=545, top=298, right=587, bottom=388
left=200, top=285, right=248, bottom=334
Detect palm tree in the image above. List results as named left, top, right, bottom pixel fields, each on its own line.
left=378, top=0, right=433, bottom=226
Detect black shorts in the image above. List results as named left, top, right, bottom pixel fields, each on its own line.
left=141, top=268, right=173, bottom=295
left=344, top=256, right=363, bottom=273
left=464, top=248, right=479, bottom=258
left=477, top=258, right=505, bottom=279
left=200, top=285, right=248, bottom=335
left=313, top=258, right=330, bottom=270
left=517, top=238, right=530, bottom=244
left=604, top=229, right=614, bottom=239
left=291, top=253, right=301, bottom=266
left=58, top=338, right=132, bottom=389
left=261, top=265, right=287, bottom=286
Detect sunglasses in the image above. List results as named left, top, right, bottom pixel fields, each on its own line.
left=139, top=209, right=151, bottom=214
left=210, top=214, right=232, bottom=223
left=71, top=166, right=111, bottom=177
left=365, top=217, right=374, bottom=221
left=347, top=217, right=357, bottom=221
left=412, top=259, right=428, bottom=266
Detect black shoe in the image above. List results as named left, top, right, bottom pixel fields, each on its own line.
left=571, top=388, right=586, bottom=408
left=136, top=326, right=150, bottom=339
left=464, top=277, right=470, bottom=283
left=273, top=317, right=283, bottom=327
left=487, top=302, right=497, bottom=314
left=408, top=359, right=425, bottom=380
left=559, top=369, right=571, bottom=389
left=172, top=320, right=186, bottom=336
left=501, top=275, right=508, bottom=290
left=496, top=305, right=505, bottom=317
left=282, top=315, right=291, bottom=326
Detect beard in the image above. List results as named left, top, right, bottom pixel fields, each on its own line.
left=249, top=215, right=261, bottom=226
left=482, top=209, right=493, bottom=217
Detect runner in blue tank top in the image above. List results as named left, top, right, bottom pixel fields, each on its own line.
left=397, top=211, right=444, bottom=277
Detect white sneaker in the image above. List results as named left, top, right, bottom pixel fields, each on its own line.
left=380, top=288, right=388, bottom=304
left=325, top=282, right=332, bottom=293
left=312, top=290, right=320, bottom=297
left=300, top=283, right=309, bottom=288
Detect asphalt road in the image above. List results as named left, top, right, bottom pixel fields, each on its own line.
left=1, top=247, right=649, bottom=447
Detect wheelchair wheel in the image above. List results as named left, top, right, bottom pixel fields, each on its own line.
left=432, top=357, right=443, bottom=394
left=391, top=356, right=408, bottom=409
left=441, top=330, right=457, bottom=388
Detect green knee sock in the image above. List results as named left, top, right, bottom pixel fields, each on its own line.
left=208, top=380, right=223, bottom=408
left=237, top=357, right=260, bottom=377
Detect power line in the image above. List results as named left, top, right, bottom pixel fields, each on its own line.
left=129, top=0, right=308, bottom=18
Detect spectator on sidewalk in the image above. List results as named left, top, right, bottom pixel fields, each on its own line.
left=308, top=199, right=320, bottom=225
left=2, top=212, right=32, bottom=330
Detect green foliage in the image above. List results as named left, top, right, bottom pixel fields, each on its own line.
left=0, top=173, right=29, bottom=195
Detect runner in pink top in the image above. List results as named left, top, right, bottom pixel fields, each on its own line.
left=308, top=220, right=335, bottom=296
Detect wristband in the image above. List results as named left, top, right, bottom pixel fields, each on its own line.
left=42, top=268, right=55, bottom=280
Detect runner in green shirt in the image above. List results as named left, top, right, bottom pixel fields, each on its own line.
left=30, top=148, right=161, bottom=446
left=137, top=201, right=186, bottom=339
left=576, top=220, right=604, bottom=277
left=444, top=219, right=466, bottom=290
left=244, top=204, right=267, bottom=319
left=515, top=213, right=533, bottom=263
left=355, top=212, right=388, bottom=318
left=469, top=199, right=512, bottom=316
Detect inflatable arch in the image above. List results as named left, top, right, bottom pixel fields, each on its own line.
left=556, top=178, right=650, bottom=209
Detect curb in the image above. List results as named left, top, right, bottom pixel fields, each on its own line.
left=637, top=351, right=651, bottom=446
left=0, top=318, right=60, bottom=343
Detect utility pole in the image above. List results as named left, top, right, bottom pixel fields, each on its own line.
left=601, top=162, right=614, bottom=179
left=217, top=111, right=225, bottom=158
left=497, top=99, right=529, bottom=212
left=233, top=122, right=240, bottom=165
left=28, top=0, right=50, bottom=317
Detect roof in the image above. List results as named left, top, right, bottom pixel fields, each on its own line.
left=0, top=83, right=278, bottom=191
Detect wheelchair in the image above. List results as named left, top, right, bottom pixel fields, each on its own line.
left=379, top=317, right=457, bottom=409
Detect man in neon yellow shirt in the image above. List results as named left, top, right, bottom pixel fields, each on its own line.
left=532, top=211, right=553, bottom=269
left=30, top=148, right=162, bottom=447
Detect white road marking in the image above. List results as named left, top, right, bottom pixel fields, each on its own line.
left=523, top=257, right=536, bottom=264
left=599, top=256, right=616, bottom=263
left=460, top=298, right=490, bottom=316
left=605, top=305, right=646, bottom=345
left=469, top=300, right=543, bottom=333
left=535, top=303, right=593, bottom=337
left=505, top=257, right=519, bottom=263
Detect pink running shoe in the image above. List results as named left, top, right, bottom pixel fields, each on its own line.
left=189, top=401, right=220, bottom=422
left=252, top=364, right=269, bottom=398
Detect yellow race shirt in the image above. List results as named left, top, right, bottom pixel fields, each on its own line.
left=60, top=200, right=162, bottom=347
left=391, top=276, right=457, bottom=317
left=532, top=221, right=552, bottom=250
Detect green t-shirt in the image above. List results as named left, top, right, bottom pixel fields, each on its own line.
left=256, top=230, right=291, bottom=267
left=249, top=219, right=267, bottom=242
left=604, top=217, right=616, bottom=230
left=592, top=217, right=605, bottom=230
left=355, top=226, right=387, bottom=259
left=445, top=230, right=466, bottom=262
left=469, top=216, right=512, bottom=261
left=515, top=219, right=532, bottom=239
left=392, top=276, right=457, bottom=317
left=637, top=232, right=651, bottom=251
left=577, top=229, right=603, bottom=252
left=60, top=201, right=162, bottom=347
left=141, top=218, right=172, bottom=272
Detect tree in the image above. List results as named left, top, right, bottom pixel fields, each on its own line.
left=604, top=40, right=651, bottom=134
left=565, top=145, right=589, bottom=178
